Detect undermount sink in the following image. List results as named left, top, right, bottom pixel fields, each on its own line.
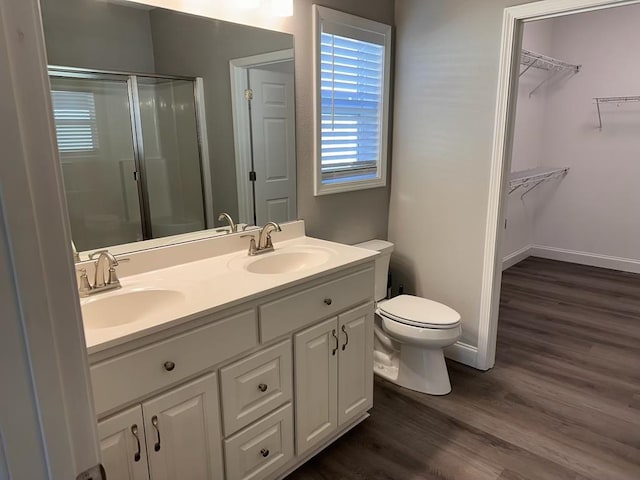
left=81, top=288, right=186, bottom=329
left=229, top=246, right=334, bottom=275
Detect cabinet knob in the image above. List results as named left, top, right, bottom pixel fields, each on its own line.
left=324, top=298, right=332, bottom=305
left=258, top=383, right=268, bottom=393
left=163, top=361, right=176, bottom=372
left=260, top=448, right=270, bottom=458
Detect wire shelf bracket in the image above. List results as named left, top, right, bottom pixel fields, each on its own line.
left=509, top=166, right=570, bottom=199
left=593, top=96, right=640, bottom=129
left=520, top=49, right=581, bottom=97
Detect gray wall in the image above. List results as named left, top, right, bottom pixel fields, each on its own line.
left=149, top=10, right=293, bottom=221
left=41, top=0, right=156, bottom=72
left=389, top=0, right=533, bottom=348
left=286, top=0, right=394, bottom=243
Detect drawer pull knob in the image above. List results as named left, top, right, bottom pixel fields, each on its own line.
left=131, top=424, right=141, bottom=462
left=151, top=416, right=161, bottom=452
left=258, top=383, right=268, bottom=392
left=163, top=361, right=176, bottom=372
left=324, top=298, right=332, bottom=305
left=260, top=448, right=270, bottom=458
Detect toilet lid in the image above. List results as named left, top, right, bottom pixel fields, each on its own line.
left=378, top=295, right=461, bottom=329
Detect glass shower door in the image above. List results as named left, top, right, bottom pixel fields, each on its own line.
left=50, top=76, right=144, bottom=251
left=136, top=77, right=206, bottom=239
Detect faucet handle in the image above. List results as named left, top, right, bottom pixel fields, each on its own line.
left=107, top=267, right=121, bottom=286
left=78, top=268, right=92, bottom=297
left=240, top=234, right=258, bottom=256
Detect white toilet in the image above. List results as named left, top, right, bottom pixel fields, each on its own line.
left=356, top=240, right=462, bottom=395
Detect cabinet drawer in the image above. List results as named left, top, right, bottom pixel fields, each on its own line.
left=224, top=404, right=294, bottom=480
left=91, top=309, right=258, bottom=415
left=259, top=268, right=374, bottom=343
left=220, top=340, right=292, bottom=436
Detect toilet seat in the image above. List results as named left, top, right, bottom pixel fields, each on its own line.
left=377, top=295, right=461, bottom=330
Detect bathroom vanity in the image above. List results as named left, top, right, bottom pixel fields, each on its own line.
left=81, top=222, right=377, bottom=480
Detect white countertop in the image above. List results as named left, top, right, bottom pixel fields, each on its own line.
left=82, top=234, right=378, bottom=355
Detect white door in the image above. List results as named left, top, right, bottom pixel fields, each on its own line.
left=98, top=406, right=149, bottom=480
left=143, top=373, right=224, bottom=480
left=249, top=65, right=297, bottom=226
left=338, top=303, right=375, bottom=426
left=294, top=317, right=338, bottom=455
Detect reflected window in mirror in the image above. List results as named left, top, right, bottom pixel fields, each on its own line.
left=313, top=6, right=392, bottom=196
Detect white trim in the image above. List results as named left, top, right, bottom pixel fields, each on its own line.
left=312, top=5, right=391, bottom=196
left=195, top=77, right=214, bottom=228
left=229, top=49, right=294, bottom=224
left=479, top=0, right=640, bottom=371
left=0, top=0, right=100, bottom=477
left=444, top=341, right=480, bottom=369
left=531, top=245, right=640, bottom=273
left=502, top=245, right=532, bottom=270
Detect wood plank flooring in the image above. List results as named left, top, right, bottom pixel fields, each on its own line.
left=286, top=257, right=640, bottom=480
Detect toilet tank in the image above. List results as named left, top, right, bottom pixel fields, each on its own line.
left=355, top=239, right=394, bottom=302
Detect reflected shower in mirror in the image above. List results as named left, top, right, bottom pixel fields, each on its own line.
left=40, top=0, right=297, bottom=254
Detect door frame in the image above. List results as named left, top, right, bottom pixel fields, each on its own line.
left=0, top=0, right=101, bottom=478
left=478, top=0, right=640, bottom=370
left=229, top=49, right=294, bottom=225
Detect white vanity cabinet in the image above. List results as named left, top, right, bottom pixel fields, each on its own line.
left=91, top=263, right=375, bottom=480
left=143, top=373, right=224, bottom=480
left=97, top=373, right=224, bottom=480
left=294, top=302, right=374, bottom=455
left=98, top=406, right=149, bottom=480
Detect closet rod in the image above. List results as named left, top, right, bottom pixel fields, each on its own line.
left=509, top=167, right=570, bottom=199
left=520, top=49, right=581, bottom=97
left=593, top=96, right=640, bottom=129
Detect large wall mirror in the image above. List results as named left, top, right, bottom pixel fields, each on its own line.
left=40, top=0, right=297, bottom=256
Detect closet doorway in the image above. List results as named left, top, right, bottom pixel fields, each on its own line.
left=479, top=0, right=640, bottom=370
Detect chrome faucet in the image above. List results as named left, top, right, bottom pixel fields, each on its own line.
left=78, top=250, right=128, bottom=297
left=242, top=221, right=282, bottom=256
left=218, top=212, right=237, bottom=233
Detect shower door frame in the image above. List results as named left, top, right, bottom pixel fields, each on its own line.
left=48, top=65, right=211, bottom=240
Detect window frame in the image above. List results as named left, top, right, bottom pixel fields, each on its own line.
left=312, top=5, right=392, bottom=196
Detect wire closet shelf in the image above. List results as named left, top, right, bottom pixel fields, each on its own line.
left=509, top=167, right=570, bottom=198
left=593, top=96, right=640, bottom=129
left=519, top=49, right=581, bottom=97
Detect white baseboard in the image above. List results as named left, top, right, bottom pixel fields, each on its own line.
left=531, top=245, right=640, bottom=274
left=502, top=245, right=532, bottom=270
left=445, top=341, right=479, bottom=368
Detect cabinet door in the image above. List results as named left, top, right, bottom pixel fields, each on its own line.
left=338, top=303, right=374, bottom=426
left=143, top=372, right=224, bottom=480
left=98, top=405, right=149, bottom=480
left=294, top=317, right=338, bottom=455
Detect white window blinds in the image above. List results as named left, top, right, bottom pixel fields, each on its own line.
left=320, top=32, right=384, bottom=183
left=51, top=90, right=99, bottom=153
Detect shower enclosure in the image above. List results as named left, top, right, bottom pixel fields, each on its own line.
left=49, top=66, right=209, bottom=252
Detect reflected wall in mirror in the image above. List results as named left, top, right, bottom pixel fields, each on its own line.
left=40, top=0, right=297, bottom=254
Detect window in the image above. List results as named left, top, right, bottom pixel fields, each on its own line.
left=313, top=6, right=392, bottom=195
left=50, top=90, right=99, bottom=153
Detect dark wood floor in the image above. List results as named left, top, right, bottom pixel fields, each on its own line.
left=286, top=257, right=640, bottom=480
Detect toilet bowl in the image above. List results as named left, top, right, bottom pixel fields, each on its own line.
left=356, top=240, right=462, bottom=395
